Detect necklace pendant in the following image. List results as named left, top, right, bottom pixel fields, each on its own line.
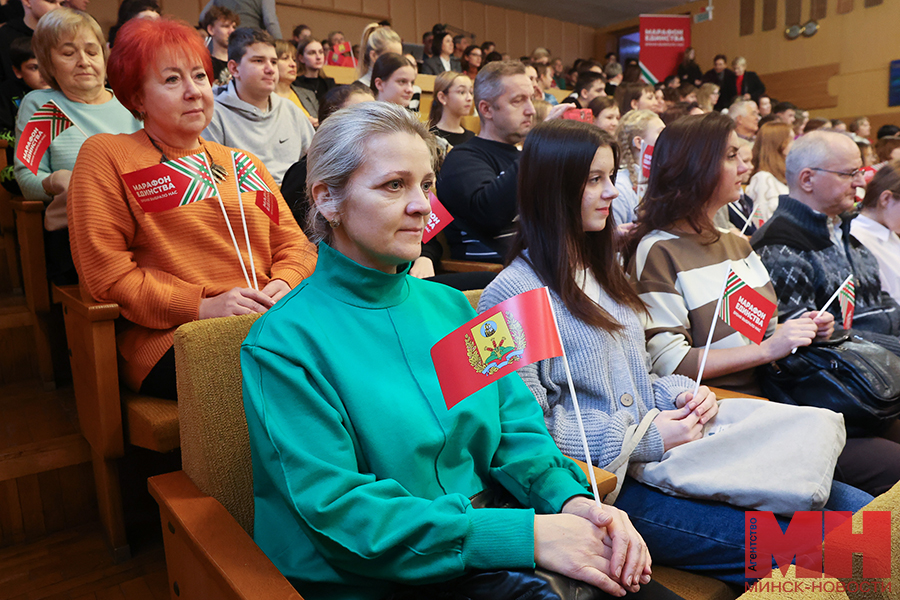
left=210, top=162, right=228, bottom=183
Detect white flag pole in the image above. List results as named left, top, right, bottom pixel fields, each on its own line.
left=739, top=196, right=761, bottom=236
left=692, top=263, right=731, bottom=398
left=231, top=153, right=259, bottom=291
left=543, top=287, right=602, bottom=506
left=815, top=274, right=854, bottom=320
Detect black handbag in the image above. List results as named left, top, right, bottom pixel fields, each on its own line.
left=758, top=330, right=900, bottom=437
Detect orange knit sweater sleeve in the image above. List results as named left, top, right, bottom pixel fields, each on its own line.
left=69, top=134, right=205, bottom=329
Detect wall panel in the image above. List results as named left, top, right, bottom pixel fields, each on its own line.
left=363, top=0, right=390, bottom=17
left=461, top=1, right=485, bottom=43
left=483, top=4, right=507, bottom=54
left=415, top=0, right=440, bottom=44
left=390, top=0, right=417, bottom=42
left=543, top=18, right=563, bottom=59
left=302, top=0, right=334, bottom=11
left=505, top=9, right=527, bottom=59
left=525, top=13, right=544, bottom=55
left=562, top=21, right=580, bottom=65
left=334, top=0, right=363, bottom=15
left=439, top=0, right=463, bottom=30
left=578, top=25, right=594, bottom=61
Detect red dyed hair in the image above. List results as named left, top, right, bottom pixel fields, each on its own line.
left=107, top=17, right=214, bottom=119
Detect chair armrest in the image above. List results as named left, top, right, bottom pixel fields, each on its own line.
left=54, top=283, right=125, bottom=458
left=708, top=386, right=767, bottom=401
left=566, top=456, right=617, bottom=497
left=11, top=198, right=49, bottom=312
left=439, top=259, right=503, bottom=274
left=148, top=471, right=303, bottom=600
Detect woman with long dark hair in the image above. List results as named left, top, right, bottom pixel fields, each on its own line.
left=479, top=119, right=872, bottom=585
left=624, top=112, right=900, bottom=497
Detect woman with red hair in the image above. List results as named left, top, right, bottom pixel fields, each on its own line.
left=67, top=17, right=317, bottom=400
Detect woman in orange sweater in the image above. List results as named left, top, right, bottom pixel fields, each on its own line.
left=67, top=17, right=317, bottom=399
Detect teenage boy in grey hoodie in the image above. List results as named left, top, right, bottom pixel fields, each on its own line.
left=203, top=28, right=314, bottom=184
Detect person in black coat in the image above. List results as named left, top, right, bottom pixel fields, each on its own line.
left=732, top=56, right=766, bottom=103
left=677, top=47, right=702, bottom=87
left=420, top=31, right=461, bottom=75
left=701, top=54, right=736, bottom=111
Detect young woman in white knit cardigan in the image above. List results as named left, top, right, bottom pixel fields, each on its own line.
left=478, top=119, right=872, bottom=586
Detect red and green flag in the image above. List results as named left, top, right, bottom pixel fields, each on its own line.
left=839, top=278, right=855, bottom=330
left=431, top=287, right=563, bottom=409
left=231, top=150, right=278, bottom=224
left=16, top=101, right=77, bottom=174
left=717, top=267, right=776, bottom=344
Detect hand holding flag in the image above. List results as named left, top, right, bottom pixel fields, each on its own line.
left=431, top=287, right=604, bottom=505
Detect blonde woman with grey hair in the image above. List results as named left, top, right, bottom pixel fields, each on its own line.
left=242, top=100, right=662, bottom=600
left=15, top=7, right=140, bottom=284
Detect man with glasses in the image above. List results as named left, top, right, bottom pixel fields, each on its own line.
left=751, top=130, right=900, bottom=354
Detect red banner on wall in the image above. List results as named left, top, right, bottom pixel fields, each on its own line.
left=639, top=15, right=691, bottom=85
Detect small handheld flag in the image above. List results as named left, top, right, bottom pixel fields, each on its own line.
left=232, top=150, right=278, bottom=224
left=431, top=288, right=563, bottom=409
left=717, top=268, right=776, bottom=345
left=16, top=101, right=84, bottom=175
left=839, top=279, right=855, bottom=330
left=692, top=263, right=776, bottom=397
left=422, top=192, right=453, bottom=243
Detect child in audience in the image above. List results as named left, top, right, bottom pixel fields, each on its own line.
left=745, top=121, right=792, bottom=224
left=370, top=52, right=415, bottom=109
left=200, top=5, right=238, bottom=85
left=0, top=36, right=48, bottom=194
left=294, top=37, right=335, bottom=103
left=588, top=95, right=619, bottom=136
left=428, top=71, right=474, bottom=146
left=613, top=109, right=664, bottom=225
left=0, top=0, right=61, bottom=83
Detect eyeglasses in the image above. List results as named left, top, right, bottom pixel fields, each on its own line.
left=808, top=167, right=865, bottom=179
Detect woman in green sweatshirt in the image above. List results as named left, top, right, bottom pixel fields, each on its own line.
left=241, top=102, right=666, bottom=600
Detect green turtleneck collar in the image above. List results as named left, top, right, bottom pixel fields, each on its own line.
left=310, top=241, right=413, bottom=309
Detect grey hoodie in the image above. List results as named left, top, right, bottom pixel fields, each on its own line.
left=203, top=81, right=314, bottom=184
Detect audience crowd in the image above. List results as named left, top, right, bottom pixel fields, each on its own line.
left=3, top=3, right=900, bottom=598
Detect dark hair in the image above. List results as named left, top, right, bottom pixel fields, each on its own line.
left=512, top=120, right=643, bottom=331
left=861, top=160, right=900, bottom=210
left=228, top=27, right=274, bottom=63
left=772, top=101, right=797, bottom=114
left=480, top=40, right=494, bottom=51
left=623, top=112, right=736, bottom=265
left=432, top=31, right=451, bottom=57
left=483, top=51, right=502, bottom=65
left=574, top=71, right=604, bottom=96
left=461, top=44, right=481, bottom=72
left=317, top=82, right=373, bottom=123
left=875, top=136, right=900, bottom=163
left=108, top=0, right=160, bottom=45
left=680, top=46, right=696, bottom=67
left=588, top=95, right=616, bottom=118
left=622, top=64, right=641, bottom=83
left=677, top=83, right=696, bottom=99
left=831, top=119, right=845, bottom=128
left=660, top=101, right=699, bottom=126
left=615, top=81, right=653, bottom=115
left=9, top=37, right=34, bottom=69
left=201, top=5, right=239, bottom=30
left=452, top=34, right=465, bottom=44
left=877, top=124, right=900, bottom=139
left=804, top=117, right=831, bottom=134
left=370, top=52, right=410, bottom=95
left=713, top=54, right=727, bottom=63
left=292, top=23, right=310, bottom=37
left=576, top=59, right=601, bottom=74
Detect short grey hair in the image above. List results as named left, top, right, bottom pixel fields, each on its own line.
left=305, top=101, right=438, bottom=243
left=785, top=130, right=852, bottom=186
left=474, top=60, right=526, bottom=119
left=604, top=61, right=622, bottom=78
left=728, top=99, right=756, bottom=120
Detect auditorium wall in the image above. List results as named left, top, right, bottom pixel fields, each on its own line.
left=93, top=0, right=596, bottom=67
left=596, top=0, right=900, bottom=125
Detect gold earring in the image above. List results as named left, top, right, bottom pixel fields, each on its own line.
left=329, top=218, right=340, bottom=228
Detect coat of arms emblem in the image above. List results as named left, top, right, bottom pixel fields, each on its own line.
left=465, top=311, right=527, bottom=375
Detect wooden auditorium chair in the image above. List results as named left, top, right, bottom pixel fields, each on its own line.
left=145, top=301, right=835, bottom=600
left=55, top=284, right=179, bottom=562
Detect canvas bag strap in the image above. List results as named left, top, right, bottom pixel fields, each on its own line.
left=603, top=408, right=659, bottom=505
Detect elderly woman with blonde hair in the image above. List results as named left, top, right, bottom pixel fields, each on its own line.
left=15, top=7, right=140, bottom=284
